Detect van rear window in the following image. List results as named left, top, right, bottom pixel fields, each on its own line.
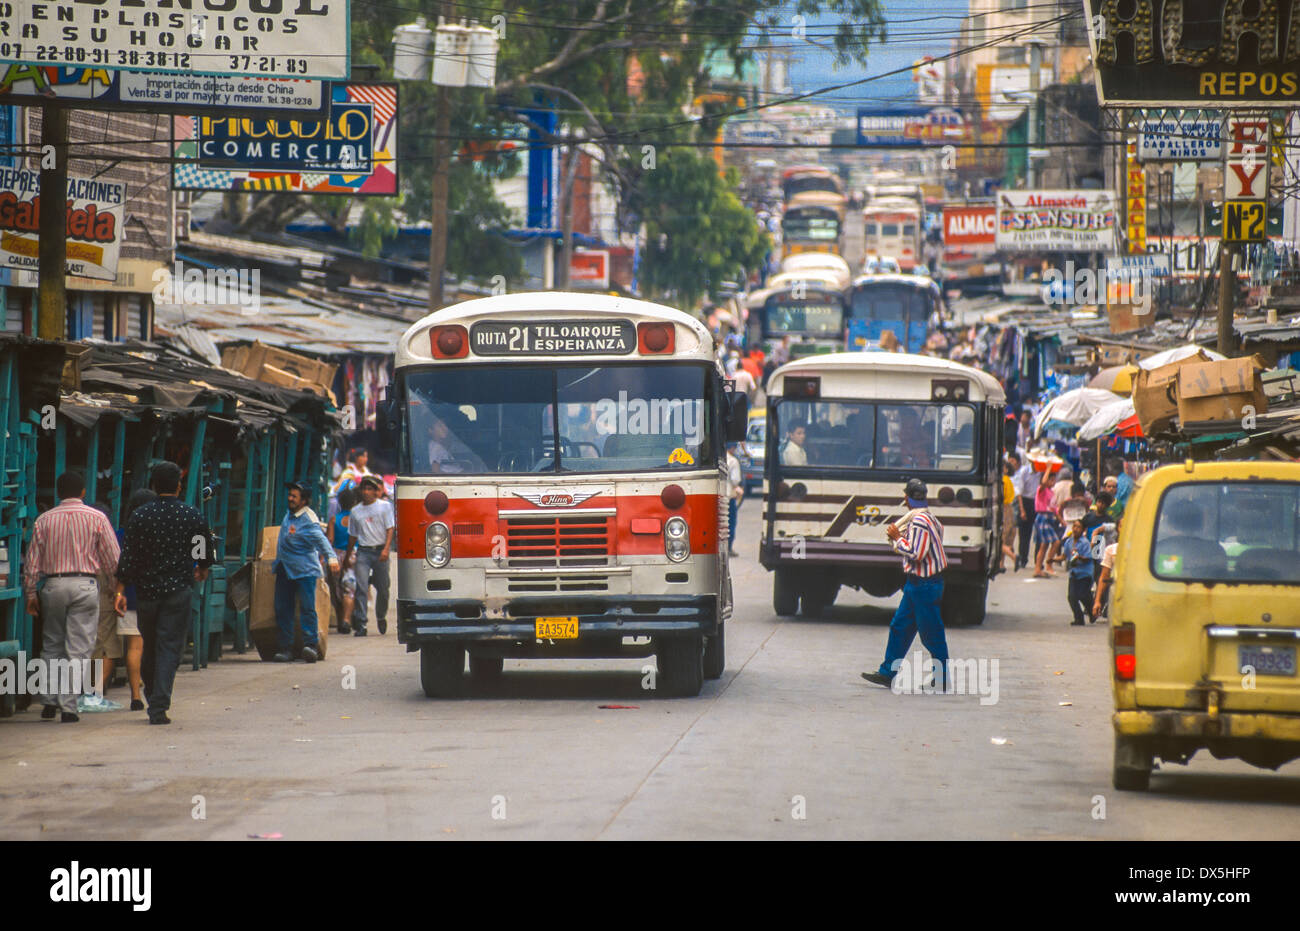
left=1151, top=482, right=1300, bottom=584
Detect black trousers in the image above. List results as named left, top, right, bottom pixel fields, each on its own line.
left=1067, top=574, right=1094, bottom=624
left=137, top=586, right=193, bottom=718
left=1017, top=497, right=1035, bottom=566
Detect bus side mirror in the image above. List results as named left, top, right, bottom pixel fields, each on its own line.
left=725, top=392, right=748, bottom=443
left=377, top=391, right=400, bottom=445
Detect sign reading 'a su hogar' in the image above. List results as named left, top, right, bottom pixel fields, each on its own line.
left=1086, top=0, right=1300, bottom=106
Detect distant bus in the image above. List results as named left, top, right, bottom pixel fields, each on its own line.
left=745, top=281, right=848, bottom=358
left=782, top=191, right=846, bottom=256
left=846, top=274, right=939, bottom=354
left=782, top=165, right=842, bottom=202
left=862, top=196, right=923, bottom=270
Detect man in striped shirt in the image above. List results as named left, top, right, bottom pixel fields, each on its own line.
left=23, top=471, right=125, bottom=722
left=862, top=478, right=950, bottom=689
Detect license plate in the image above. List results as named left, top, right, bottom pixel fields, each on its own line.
left=535, top=616, right=579, bottom=639
left=1239, top=645, right=1297, bottom=677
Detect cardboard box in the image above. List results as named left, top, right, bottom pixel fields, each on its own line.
left=1176, top=355, right=1269, bottom=425
left=222, top=342, right=337, bottom=402
left=1131, top=349, right=1213, bottom=434
left=247, top=526, right=333, bottom=661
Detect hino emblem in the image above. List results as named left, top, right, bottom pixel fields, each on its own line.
left=513, top=488, right=602, bottom=507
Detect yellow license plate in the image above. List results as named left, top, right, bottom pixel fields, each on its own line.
left=535, top=616, right=579, bottom=639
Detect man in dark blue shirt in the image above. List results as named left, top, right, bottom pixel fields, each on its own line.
left=116, top=462, right=217, bottom=725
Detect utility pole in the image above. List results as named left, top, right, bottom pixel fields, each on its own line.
left=37, top=104, right=69, bottom=340
left=1026, top=42, right=1042, bottom=189
left=1217, top=241, right=1236, bottom=355
left=427, top=3, right=452, bottom=311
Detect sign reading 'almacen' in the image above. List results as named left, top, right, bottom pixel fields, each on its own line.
left=0, top=0, right=349, bottom=79
left=1086, top=0, right=1300, bottom=106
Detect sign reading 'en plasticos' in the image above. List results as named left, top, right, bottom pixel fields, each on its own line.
left=1085, top=0, right=1300, bottom=106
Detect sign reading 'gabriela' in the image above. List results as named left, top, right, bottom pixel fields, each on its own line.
left=1086, top=0, right=1300, bottom=106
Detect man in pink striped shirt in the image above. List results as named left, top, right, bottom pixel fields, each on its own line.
left=863, top=478, right=950, bottom=689
left=23, top=472, right=125, bottom=721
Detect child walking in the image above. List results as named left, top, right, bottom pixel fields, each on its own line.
left=1062, top=518, right=1095, bottom=626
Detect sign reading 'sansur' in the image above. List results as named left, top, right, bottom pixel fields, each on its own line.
left=1086, top=0, right=1300, bottom=106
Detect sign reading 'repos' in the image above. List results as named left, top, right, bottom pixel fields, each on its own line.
left=470, top=320, right=637, bottom=356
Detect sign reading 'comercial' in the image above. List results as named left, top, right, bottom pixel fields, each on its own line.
left=995, top=190, right=1117, bottom=253
left=0, top=169, right=124, bottom=281
left=1085, top=0, right=1300, bottom=106
left=470, top=320, right=637, bottom=356
left=0, top=0, right=350, bottom=80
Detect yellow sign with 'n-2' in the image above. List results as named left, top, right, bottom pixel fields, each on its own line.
left=1222, top=200, right=1267, bottom=243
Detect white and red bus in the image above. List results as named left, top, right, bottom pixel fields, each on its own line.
left=862, top=196, right=923, bottom=271
left=383, top=293, right=747, bottom=698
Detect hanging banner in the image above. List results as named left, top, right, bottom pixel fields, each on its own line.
left=1085, top=0, right=1300, bottom=106
left=172, top=82, right=397, bottom=195
left=995, top=190, right=1117, bottom=252
left=0, top=169, right=124, bottom=281
left=0, top=65, right=326, bottom=115
left=0, top=0, right=350, bottom=80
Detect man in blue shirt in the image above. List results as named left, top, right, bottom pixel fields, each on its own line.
left=1062, top=518, right=1095, bottom=626
left=273, top=482, right=339, bottom=663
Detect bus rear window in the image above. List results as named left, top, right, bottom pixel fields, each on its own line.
left=1152, top=482, right=1300, bottom=584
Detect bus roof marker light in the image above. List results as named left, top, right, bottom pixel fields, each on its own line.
left=638, top=322, right=675, bottom=354
left=424, top=490, right=449, bottom=515
left=430, top=325, right=468, bottom=359
left=661, top=484, right=686, bottom=509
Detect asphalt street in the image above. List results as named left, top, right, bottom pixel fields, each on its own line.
left=3, top=505, right=1299, bottom=840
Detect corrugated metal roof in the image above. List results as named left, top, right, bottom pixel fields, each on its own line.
left=155, top=294, right=410, bottom=357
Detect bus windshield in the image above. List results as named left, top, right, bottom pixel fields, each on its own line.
left=764, top=298, right=844, bottom=336
left=782, top=210, right=840, bottom=242
left=404, top=363, right=714, bottom=475
left=773, top=399, right=976, bottom=472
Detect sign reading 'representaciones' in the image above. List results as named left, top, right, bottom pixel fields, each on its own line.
left=995, top=190, right=1117, bottom=253
left=1086, top=0, right=1300, bottom=106
left=0, top=169, right=124, bottom=281
left=0, top=0, right=349, bottom=80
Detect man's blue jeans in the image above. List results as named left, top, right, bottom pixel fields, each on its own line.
left=878, top=575, right=948, bottom=680
left=274, top=566, right=320, bottom=653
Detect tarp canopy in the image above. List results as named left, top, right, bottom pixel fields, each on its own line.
left=1034, top=387, right=1125, bottom=437
left=1137, top=344, right=1227, bottom=370
left=1077, top=397, right=1135, bottom=441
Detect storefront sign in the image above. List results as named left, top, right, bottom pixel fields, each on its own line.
left=1126, top=143, right=1147, bottom=253
left=173, top=82, right=397, bottom=195
left=1137, top=113, right=1222, bottom=161
left=0, top=0, right=350, bottom=80
left=995, top=190, right=1117, bottom=252
left=855, top=107, right=966, bottom=146
left=0, top=65, right=326, bottom=116
left=0, top=169, right=124, bottom=281
left=941, top=205, right=996, bottom=251
left=569, top=250, right=610, bottom=289
left=1086, top=0, right=1300, bottom=106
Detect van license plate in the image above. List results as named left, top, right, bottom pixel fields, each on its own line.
left=1239, top=645, right=1297, bottom=677
left=536, top=617, right=579, bottom=639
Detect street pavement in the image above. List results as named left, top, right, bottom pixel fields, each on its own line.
left=3, top=505, right=1300, bottom=840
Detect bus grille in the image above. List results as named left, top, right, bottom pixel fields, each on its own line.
left=503, top=515, right=611, bottom=562
left=506, top=573, right=611, bottom=594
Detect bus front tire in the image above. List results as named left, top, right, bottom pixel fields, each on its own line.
left=657, top=635, right=704, bottom=697
left=703, top=623, right=725, bottom=680
left=1113, top=735, right=1153, bottom=791
left=420, top=644, right=465, bottom=698
left=773, top=570, right=798, bottom=616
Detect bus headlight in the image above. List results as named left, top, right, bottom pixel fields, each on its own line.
left=426, top=522, right=450, bottom=568
left=664, top=517, right=690, bottom=562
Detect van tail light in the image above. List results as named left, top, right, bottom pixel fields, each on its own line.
left=638, top=322, right=675, bottom=354
left=1114, top=622, right=1136, bottom=680
left=430, top=325, right=469, bottom=359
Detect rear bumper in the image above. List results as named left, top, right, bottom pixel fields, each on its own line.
left=1114, top=709, right=1300, bottom=741
left=398, top=594, right=717, bottom=644
left=760, top=538, right=986, bottom=572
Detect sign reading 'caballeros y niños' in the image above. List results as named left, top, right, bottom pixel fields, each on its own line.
left=0, top=0, right=350, bottom=80
left=1086, top=0, right=1300, bottom=106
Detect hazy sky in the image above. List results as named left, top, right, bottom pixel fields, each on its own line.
left=771, top=0, right=970, bottom=112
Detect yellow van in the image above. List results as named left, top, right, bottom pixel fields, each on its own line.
left=1110, top=461, right=1300, bottom=790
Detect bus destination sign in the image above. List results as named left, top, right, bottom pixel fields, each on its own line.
left=469, top=319, right=637, bottom=356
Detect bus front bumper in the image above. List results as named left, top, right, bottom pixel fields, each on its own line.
left=397, top=594, right=718, bottom=645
